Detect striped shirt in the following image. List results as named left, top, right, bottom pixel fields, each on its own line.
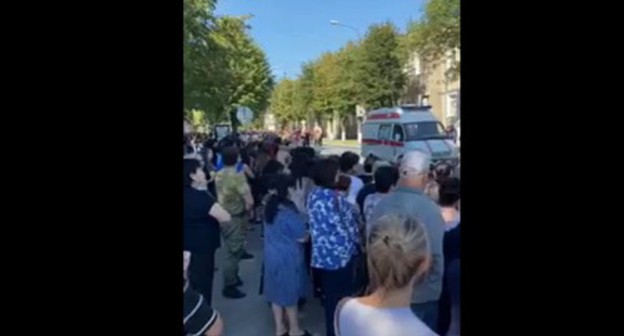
left=184, top=280, right=218, bottom=336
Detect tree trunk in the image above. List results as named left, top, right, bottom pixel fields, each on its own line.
left=332, top=110, right=340, bottom=140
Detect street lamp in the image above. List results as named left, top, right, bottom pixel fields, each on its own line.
left=329, top=20, right=361, bottom=39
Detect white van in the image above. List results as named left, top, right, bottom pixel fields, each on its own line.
left=361, top=105, right=459, bottom=165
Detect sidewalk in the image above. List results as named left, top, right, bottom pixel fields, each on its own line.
left=211, top=224, right=325, bottom=336
left=321, top=139, right=360, bottom=148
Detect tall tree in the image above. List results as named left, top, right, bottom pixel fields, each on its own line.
left=183, top=0, right=231, bottom=117
left=270, top=79, right=301, bottom=129
left=212, top=16, right=274, bottom=130
left=294, top=62, right=316, bottom=126
left=352, top=23, right=406, bottom=109
left=406, top=0, right=460, bottom=79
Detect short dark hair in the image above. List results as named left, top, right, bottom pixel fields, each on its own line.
left=313, top=158, right=339, bottom=188
left=222, top=147, right=239, bottom=167
left=438, top=177, right=460, bottom=206
left=263, top=160, right=285, bottom=175
left=363, top=155, right=378, bottom=174
left=183, top=159, right=201, bottom=186
left=374, top=166, right=400, bottom=193
left=336, top=175, right=351, bottom=191
left=340, top=151, right=360, bottom=173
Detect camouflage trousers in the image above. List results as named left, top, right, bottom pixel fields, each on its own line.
left=221, top=215, right=246, bottom=287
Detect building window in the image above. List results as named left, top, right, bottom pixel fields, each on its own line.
left=446, top=92, right=459, bottom=120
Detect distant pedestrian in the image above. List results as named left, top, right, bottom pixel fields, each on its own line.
left=314, top=125, right=323, bottom=146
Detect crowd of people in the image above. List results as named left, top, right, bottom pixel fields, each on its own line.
left=183, top=130, right=460, bottom=336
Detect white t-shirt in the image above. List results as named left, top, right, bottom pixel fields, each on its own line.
left=337, top=298, right=438, bottom=336
left=346, top=175, right=364, bottom=205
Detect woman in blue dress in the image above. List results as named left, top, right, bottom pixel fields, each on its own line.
left=263, top=174, right=311, bottom=336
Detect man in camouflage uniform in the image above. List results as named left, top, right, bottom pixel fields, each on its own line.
left=215, top=146, right=254, bottom=299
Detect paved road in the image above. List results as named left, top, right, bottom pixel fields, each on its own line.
left=318, top=145, right=361, bottom=158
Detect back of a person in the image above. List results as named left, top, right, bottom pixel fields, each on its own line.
left=371, top=188, right=445, bottom=304
left=363, top=193, right=387, bottom=228
left=346, top=175, right=364, bottom=205
left=338, top=298, right=437, bottom=336
left=264, top=205, right=301, bottom=250
left=215, top=167, right=247, bottom=216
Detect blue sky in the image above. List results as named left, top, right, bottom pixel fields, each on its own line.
left=214, top=0, right=425, bottom=78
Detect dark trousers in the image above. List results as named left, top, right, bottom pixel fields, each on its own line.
left=188, top=249, right=216, bottom=306
left=316, top=258, right=356, bottom=336
left=438, top=282, right=452, bottom=335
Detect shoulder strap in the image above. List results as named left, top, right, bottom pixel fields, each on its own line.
left=333, top=297, right=352, bottom=336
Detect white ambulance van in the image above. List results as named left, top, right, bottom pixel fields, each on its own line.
left=361, top=105, right=459, bottom=166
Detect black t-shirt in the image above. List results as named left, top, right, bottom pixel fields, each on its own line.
left=184, top=280, right=218, bottom=335
left=356, top=183, right=376, bottom=216
left=357, top=174, right=373, bottom=185
left=443, top=224, right=460, bottom=266
left=184, top=186, right=221, bottom=252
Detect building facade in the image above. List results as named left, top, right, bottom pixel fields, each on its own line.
left=404, top=50, right=460, bottom=126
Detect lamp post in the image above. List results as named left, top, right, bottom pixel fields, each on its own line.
left=330, top=20, right=361, bottom=39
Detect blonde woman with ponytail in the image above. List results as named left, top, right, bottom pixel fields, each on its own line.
left=334, top=215, right=438, bottom=336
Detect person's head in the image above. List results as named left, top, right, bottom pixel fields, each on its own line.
left=374, top=166, right=400, bottom=194
left=363, top=155, right=379, bottom=174
left=221, top=147, right=240, bottom=167
left=398, top=150, right=431, bottom=190
left=434, top=162, right=453, bottom=184
left=367, top=215, right=431, bottom=293
left=264, top=173, right=296, bottom=224
left=263, top=159, right=285, bottom=175
left=239, top=147, right=251, bottom=166
left=336, top=174, right=351, bottom=192
left=254, top=149, right=270, bottom=172
left=372, top=161, right=391, bottom=175
left=438, top=177, right=460, bottom=208
left=312, top=158, right=340, bottom=189
left=340, top=151, right=360, bottom=174
left=289, top=152, right=313, bottom=182
left=183, top=158, right=206, bottom=187
left=184, top=143, right=195, bottom=155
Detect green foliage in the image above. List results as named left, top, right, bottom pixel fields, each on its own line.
left=212, top=17, right=274, bottom=130
left=266, top=1, right=459, bottom=129
left=405, top=0, right=460, bottom=79
left=183, top=1, right=273, bottom=128
left=351, top=24, right=406, bottom=109
left=268, top=24, right=406, bottom=127
left=270, top=79, right=301, bottom=128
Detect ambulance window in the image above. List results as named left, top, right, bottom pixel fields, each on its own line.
left=393, top=124, right=404, bottom=142
left=378, top=124, right=392, bottom=140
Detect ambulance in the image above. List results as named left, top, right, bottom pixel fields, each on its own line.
left=361, top=105, right=459, bottom=166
